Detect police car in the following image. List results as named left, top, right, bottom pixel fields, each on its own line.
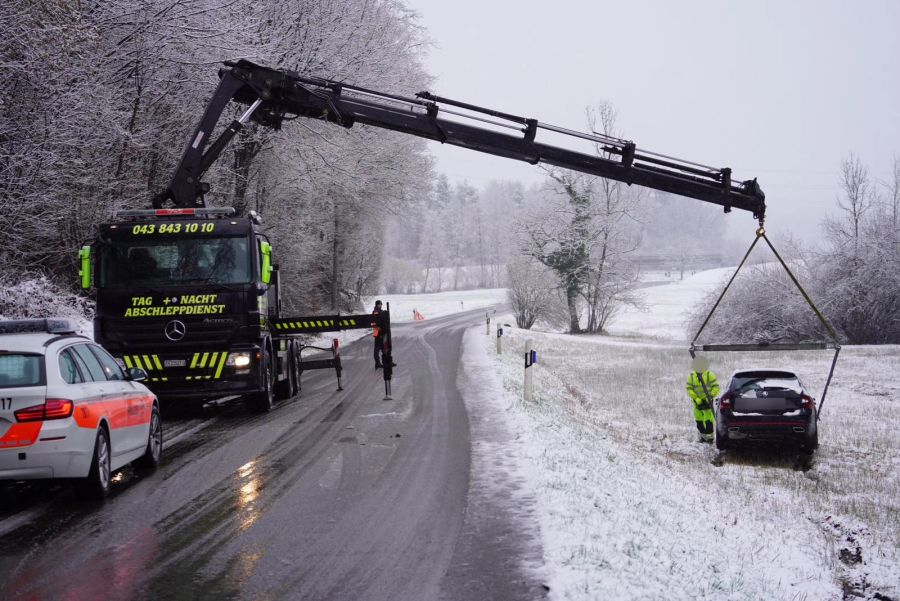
left=0, top=318, right=162, bottom=498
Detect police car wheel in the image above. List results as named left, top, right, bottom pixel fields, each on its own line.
left=135, top=405, right=163, bottom=469
left=79, top=428, right=111, bottom=500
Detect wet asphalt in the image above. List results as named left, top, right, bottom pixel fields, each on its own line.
left=0, top=309, right=547, bottom=601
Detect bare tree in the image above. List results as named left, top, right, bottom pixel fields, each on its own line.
left=581, top=103, right=642, bottom=333
left=520, top=102, right=642, bottom=334
left=521, top=171, right=594, bottom=333
left=882, top=155, right=900, bottom=235
left=506, top=257, right=558, bottom=329
left=835, top=153, right=874, bottom=249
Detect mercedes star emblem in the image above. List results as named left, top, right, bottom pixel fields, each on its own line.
left=164, top=320, right=187, bottom=342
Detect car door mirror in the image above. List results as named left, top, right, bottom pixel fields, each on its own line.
left=127, top=367, right=148, bottom=382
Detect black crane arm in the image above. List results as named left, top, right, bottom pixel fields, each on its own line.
left=156, top=60, right=765, bottom=221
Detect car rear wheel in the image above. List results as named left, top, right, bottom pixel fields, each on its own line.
left=802, top=428, right=818, bottom=453
left=78, top=428, right=111, bottom=500
left=135, top=404, right=163, bottom=469
left=715, top=430, right=730, bottom=451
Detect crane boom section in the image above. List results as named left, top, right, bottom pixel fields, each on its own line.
left=158, top=60, right=765, bottom=220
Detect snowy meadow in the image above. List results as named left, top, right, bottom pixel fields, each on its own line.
left=460, top=271, right=899, bottom=600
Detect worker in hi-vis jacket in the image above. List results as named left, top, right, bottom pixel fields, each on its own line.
left=686, top=356, right=719, bottom=443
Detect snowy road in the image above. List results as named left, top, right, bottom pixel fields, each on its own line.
left=0, top=308, right=544, bottom=600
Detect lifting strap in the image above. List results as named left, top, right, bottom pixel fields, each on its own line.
left=689, top=228, right=841, bottom=420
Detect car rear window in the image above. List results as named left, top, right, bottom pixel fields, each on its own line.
left=0, top=353, right=44, bottom=387
left=730, top=371, right=801, bottom=393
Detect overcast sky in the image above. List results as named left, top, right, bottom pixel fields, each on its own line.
left=405, top=0, right=900, bottom=241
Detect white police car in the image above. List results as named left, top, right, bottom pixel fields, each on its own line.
left=0, top=318, right=161, bottom=498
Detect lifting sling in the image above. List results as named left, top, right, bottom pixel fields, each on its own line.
left=689, top=227, right=841, bottom=420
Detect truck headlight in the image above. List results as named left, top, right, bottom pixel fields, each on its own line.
left=226, top=352, right=251, bottom=368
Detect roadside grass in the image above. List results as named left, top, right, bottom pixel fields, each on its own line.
left=489, top=326, right=899, bottom=600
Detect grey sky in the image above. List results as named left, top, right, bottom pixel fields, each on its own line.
left=406, top=0, right=900, bottom=240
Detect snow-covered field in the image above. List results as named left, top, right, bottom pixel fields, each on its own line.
left=451, top=272, right=899, bottom=600
left=365, top=288, right=508, bottom=323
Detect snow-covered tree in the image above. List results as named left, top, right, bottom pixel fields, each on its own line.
left=519, top=102, right=642, bottom=334
left=506, top=257, right=558, bottom=329
left=1, top=0, right=434, bottom=314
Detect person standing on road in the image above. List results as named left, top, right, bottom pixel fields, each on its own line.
left=372, top=300, right=385, bottom=368
left=686, top=356, right=719, bottom=443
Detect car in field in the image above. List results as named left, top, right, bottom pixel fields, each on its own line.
left=0, top=318, right=162, bottom=498
left=715, top=368, right=818, bottom=452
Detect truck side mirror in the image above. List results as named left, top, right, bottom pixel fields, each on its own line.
left=260, top=241, right=273, bottom=285
left=78, top=245, right=92, bottom=289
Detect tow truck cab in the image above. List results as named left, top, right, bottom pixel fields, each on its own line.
left=82, top=208, right=286, bottom=408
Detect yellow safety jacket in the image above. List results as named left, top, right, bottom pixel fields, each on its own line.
left=686, top=370, right=720, bottom=419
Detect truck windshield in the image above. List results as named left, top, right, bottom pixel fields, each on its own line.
left=99, top=236, right=252, bottom=287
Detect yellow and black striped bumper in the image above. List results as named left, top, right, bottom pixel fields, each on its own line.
left=272, top=313, right=373, bottom=334
left=120, top=351, right=232, bottom=383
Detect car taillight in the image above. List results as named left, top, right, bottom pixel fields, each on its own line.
left=801, top=394, right=815, bottom=410
left=15, top=399, right=74, bottom=422
left=719, top=393, right=732, bottom=410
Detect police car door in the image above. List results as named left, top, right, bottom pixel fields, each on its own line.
left=70, top=344, right=132, bottom=457
left=88, top=343, right=149, bottom=454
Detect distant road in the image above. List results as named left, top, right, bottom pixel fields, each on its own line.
left=0, top=307, right=545, bottom=601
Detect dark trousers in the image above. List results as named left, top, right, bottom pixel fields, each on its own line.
left=696, top=419, right=713, bottom=438
left=374, top=336, right=384, bottom=365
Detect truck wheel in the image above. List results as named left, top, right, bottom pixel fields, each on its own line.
left=78, top=428, right=111, bottom=500
left=252, top=348, right=274, bottom=412
left=275, top=344, right=296, bottom=401
left=134, top=404, right=163, bottom=470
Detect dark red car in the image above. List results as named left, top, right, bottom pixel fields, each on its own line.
left=715, top=368, right=818, bottom=452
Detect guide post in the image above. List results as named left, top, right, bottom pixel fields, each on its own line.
left=524, top=340, right=537, bottom=401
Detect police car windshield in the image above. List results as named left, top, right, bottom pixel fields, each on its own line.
left=99, top=236, right=252, bottom=287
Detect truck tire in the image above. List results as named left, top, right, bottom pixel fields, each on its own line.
left=134, top=404, right=163, bottom=470
left=78, top=427, right=111, bottom=500
left=275, top=343, right=296, bottom=401
left=252, top=347, right=275, bottom=412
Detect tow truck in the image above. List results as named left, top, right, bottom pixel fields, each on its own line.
left=79, top=60, right=766, bottom=413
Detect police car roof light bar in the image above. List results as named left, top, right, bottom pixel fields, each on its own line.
left=0, top=318, right=78, bottom=335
